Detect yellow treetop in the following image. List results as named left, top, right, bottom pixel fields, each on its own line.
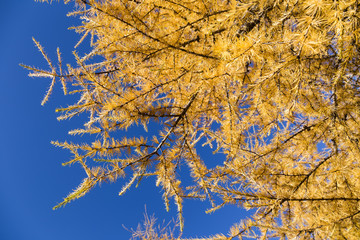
left=23, top=0, right=360, bottom=238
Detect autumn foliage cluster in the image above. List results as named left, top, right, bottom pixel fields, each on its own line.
left=23, top=0, right=360, bottom=238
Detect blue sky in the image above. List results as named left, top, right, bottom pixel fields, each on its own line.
left=0, top=1, right=249, bottom=239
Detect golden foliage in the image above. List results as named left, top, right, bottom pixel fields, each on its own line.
left=23, top=0, right=360, bottom=238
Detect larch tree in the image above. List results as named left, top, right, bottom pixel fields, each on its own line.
left=22, top=0, right=360, bottom=239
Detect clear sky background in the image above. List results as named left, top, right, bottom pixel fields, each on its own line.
left=0, top=1, right=250, bottom=239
